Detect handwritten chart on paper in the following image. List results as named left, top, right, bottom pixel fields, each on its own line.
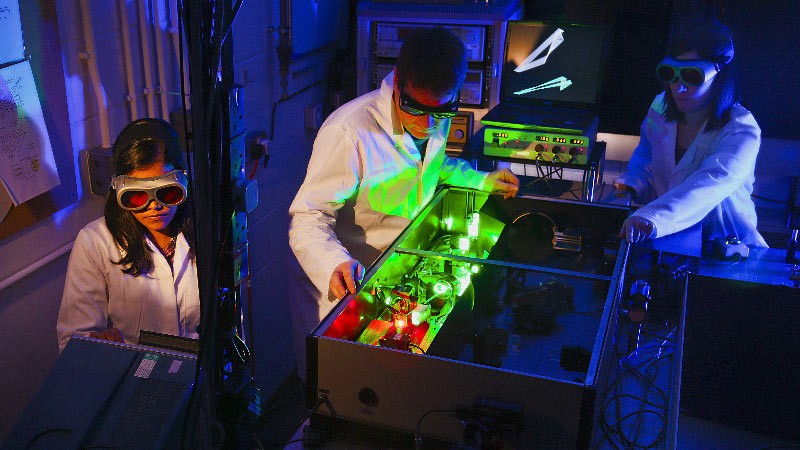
left=0, top=1, right=24, bottom=64
left=0, top=60, right=60, bottom=219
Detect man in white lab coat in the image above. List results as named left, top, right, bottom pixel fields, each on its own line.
left=288, top=27, right=518, bottom=378
left=615, top=21, right=767, bottom=247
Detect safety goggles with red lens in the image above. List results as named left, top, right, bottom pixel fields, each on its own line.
left=112, top=170, right=188, bottom=211
left=398, top=85, right=460, bottom=119
left=656, top=57, right=719, bottom=87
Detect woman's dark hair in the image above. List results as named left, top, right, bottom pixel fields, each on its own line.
left=396, top=26, right=467, bottom=97
left=661, top=20, right=738, bottom=130
left=104, top=120, right=194, bottom=276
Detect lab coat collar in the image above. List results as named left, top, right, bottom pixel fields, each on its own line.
left=143, top=231, right=191, bottom=279
left=672, top=116, right=710, bottom=175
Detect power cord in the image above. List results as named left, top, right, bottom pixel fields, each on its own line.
left=280, top=396, right=332, bottom=449
left=414, top=409, right=458, bottom=450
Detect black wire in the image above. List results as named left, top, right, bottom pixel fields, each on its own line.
left=176, top=5, right=198, bottom=450
left=219, top=0, right=244, bottom=48
left=409, top=343, right=426, bottom=354
left=595, top=318, right=675, bottom=449
left=25, top=427, right=73, bottom=449
left=268, top=79, right=327, bottom=142
left=415, top=409, right=456, bottom=448
left=178, top=1, right=228, bottom=447
left=280, top=396, right=326, bottom=449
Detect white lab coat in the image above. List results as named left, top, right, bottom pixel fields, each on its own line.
left=287, top=71, right=488, bottom=375
left=57, top=217, right=200, bottom=352
left=615, top=93, right=767, bottom=247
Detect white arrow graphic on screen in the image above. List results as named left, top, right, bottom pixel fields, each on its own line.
left=514, top=28, right=565, bottom=72
left=514, top=76, right=573, bottom=95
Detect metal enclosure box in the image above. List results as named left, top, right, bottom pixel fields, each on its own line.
left=307, top=187, right=631, bottom=447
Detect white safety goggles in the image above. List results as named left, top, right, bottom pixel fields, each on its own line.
left=656, top=57, right=719, bottom=87
left=112, top=170, right=188, bottom=211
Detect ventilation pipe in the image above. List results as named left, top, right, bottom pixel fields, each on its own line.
left=277, top=0, right=292, bottom=99
left=78, top=0, right=111, bottom=148
left=118, top=0, right=138, bottom=120
left=137, top=0, right=156, bottom=117
left=152, top=0, right=170, bottom=121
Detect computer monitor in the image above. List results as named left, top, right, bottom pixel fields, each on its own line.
left=500, top=21, right=606, bottom=108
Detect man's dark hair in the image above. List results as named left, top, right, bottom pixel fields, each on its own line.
left=662, top=20, right=738, bottom=130
left=105, top=122, right=194, bottom=276
left=396, top=26, right=467, bottom=97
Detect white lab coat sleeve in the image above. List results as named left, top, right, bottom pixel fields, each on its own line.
left=56, top=228, right=111, bottom=352
left=289, top=122, right=362, bottom=298
left=438, top=154, right=488, bottom=190
left=615, top=115, right=657, bottom=203
left=632, top=120, right=760, bottom=238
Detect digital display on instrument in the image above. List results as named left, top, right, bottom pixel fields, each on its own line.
left=536, top=136, right=549, bottom=142
left=570, top=138, right=585, bottom=145
left=493, top=132, right=509, bottom=138
left=553, top=137, right=567, bottom=143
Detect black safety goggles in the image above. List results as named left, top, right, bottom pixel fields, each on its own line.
left=112, top=170, right=188, bottom=211
left=656, top=57, right=719, bottom=87
left=398, top=85, right=459, bottom=119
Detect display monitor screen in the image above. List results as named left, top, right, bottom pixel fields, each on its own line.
left=500, top=21, right=605, bottom=107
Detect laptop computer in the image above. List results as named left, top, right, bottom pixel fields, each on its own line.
left=481, top=21, right=606, bottom=134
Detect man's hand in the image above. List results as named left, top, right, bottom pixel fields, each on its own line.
left=89, top=328, right=124, bottom=343
left=329, top=259, right=365, bottom=301
left=619, top=216, right=656, bottom=243
left=614, top=182, right=635, bottom=193
left=484, top=168, right=520, bottom=199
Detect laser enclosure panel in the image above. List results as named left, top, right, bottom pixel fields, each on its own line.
left=308, top=187, right=631, bottom=447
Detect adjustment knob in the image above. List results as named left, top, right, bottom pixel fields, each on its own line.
left=534, top=144, right=545, bottom=152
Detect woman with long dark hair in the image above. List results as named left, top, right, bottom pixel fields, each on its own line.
left=615, top=20, right=767, bottom=247
left=57, top=119, right=199, bottom=351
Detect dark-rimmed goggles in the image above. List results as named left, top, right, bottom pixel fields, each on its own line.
left=112, top=169, right=188, bottom=211
left=656, top=57, right=719, bottom=87
left=398, top=85, right=459, bottom=119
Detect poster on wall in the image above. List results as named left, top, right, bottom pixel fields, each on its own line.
left=0, top=59, right=60, bottom=221
left=0, top=0, right=24, bottom=64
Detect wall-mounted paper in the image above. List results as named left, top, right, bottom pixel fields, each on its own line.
left=0, top=1, right=25, bottom=63
left=0, top=60, right=60, bottom=208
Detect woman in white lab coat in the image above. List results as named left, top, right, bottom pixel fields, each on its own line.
left=57, top=119, right=200, bottom=352
left=615, top=21, right=767, bottom=247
